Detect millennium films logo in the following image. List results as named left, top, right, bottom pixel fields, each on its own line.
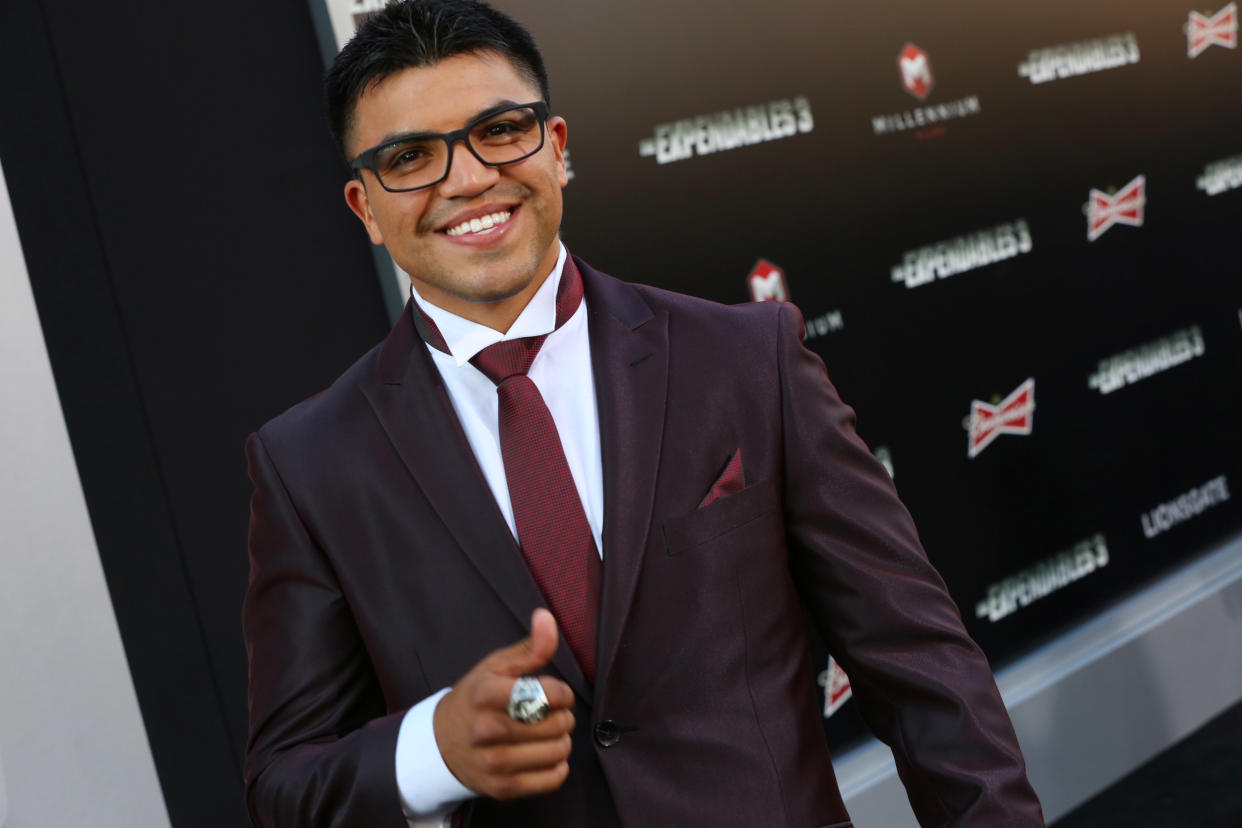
left=1086, top=175, right=1146, bottom=241
left=1088, top=326, right=1206, bottom=394
left=747, top=259, right=790, bottom=302
left=1187, top=3, right=1237, bottom=58
left=1018, top=33, right=1140, bottom=83
left=966, top=379, right=1035, bottom=458
left=638, top=98, right=813, bottom=165
left=898, top=43, right=934, bottom=99
left=747, top=261, right=844, bottom=340
left=817, top=656, right=853, bottom=718
left=976, top=534, right=1109, bottom=622
left=1197, top=153, right=1242, bottom=195
left=891, top=220, right=1033, bottom=289
left=1141, top=475, right=1231, bottom=538
left=872, top=45, right=981, bottom=137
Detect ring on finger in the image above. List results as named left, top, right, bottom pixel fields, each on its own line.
left=507, top=676, right=551, bottom=724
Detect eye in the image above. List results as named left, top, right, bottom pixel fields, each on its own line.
left=379, top=141, right=435, bottom=172
left=394, top=147, right=427, bottom=165
left=475, top=120, right=525, bottom=144
left=484, top=121, right=521, bottom=136
left=474, top=109, right=538, bottom=144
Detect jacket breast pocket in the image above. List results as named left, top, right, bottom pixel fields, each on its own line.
left=662, top=478, right=779, bottom=556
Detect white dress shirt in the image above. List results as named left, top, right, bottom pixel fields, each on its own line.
left=395, top=243, right=604, bottom=826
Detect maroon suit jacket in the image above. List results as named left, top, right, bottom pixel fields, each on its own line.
left=243, top=256, right=1044, bottom=827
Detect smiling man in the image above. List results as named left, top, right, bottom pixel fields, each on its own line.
left=242, top=2, right=1045, bottom=827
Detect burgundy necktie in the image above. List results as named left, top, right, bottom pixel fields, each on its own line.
left=415, top=260, right=601, bottom=683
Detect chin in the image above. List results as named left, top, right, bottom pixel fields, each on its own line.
left=442, top=269, right=529, bottom=305
left=469, top=256, right=544, bottom=298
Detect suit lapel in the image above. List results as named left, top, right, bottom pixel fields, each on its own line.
left=360, top=301, right=590, bottom=699
left=577, top=257, right=669, bottom=694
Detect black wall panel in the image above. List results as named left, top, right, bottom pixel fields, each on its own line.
left=0, top=0, right=389, bottom=824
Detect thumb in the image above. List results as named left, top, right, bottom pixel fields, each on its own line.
left=490, top=608, right=559, bottom=676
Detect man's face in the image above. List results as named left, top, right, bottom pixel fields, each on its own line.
left=344, top=51, right=568, bottom=328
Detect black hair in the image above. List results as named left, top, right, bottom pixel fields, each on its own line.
left=325, top=0, right=550, bottom=159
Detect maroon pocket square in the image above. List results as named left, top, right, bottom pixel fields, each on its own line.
left=698, top=448, right=745, bottom=508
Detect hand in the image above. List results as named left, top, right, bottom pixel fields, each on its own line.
left=433, top=608, right=576, bottom=799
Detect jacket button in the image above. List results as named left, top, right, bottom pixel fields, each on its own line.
left=594, top=720, right=621, bottom=747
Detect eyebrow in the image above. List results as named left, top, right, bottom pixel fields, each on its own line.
left=372, top=98, right=528, bottom=149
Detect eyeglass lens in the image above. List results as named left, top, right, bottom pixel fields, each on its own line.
left=372, top=106, right=544, bottom=190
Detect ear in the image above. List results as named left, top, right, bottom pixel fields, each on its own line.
left=547, top=115, right=569, bottom=188
left=344, top=177, right=386, bottom=245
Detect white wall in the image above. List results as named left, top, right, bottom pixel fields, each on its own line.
left=0, top=163, right=169, bottom=827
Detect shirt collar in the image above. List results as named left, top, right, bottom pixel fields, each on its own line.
left=410, top=242, right=568, bottom=367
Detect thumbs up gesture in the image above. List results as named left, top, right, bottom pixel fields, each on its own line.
left=433, top=609, right=576, bottom=799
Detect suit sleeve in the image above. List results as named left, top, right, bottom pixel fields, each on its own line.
left=243, top=431, right=408, bottom=828
left=773, top=302, right=1045, bottom=827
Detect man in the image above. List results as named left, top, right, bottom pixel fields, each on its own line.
left=243, top=1, right=1045, bottom=826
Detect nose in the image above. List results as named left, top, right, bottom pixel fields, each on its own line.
left=437, top=138, right=500, bottom=198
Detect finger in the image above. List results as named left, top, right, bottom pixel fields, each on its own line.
left=483, top=608, right=560, bottom=677
left=477, top=734, right=573, bottom=776
left=488, top=761, right=571, bottom=801
left=470, top=708, right=576, bottom=746
left=471, top=675, right=575, bottom=713
left=528, top=608, right=557, bottom=663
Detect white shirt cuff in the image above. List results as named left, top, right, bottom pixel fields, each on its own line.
left=396, top=687, right=475, bottom=825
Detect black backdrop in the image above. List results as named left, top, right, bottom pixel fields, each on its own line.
left=1, top=0, right=1240, bottom=823
left=487, top=0, right=1242, bottom=747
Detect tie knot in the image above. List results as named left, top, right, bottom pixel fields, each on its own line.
left=470, top=334, right=548, bottom=385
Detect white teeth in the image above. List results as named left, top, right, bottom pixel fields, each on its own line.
left=445, top=210, right=512, bottom=236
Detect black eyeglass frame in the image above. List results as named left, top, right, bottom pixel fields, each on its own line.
left=349, top=101, right=551, bottom=193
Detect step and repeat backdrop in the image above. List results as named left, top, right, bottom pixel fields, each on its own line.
left=320, top=0, right=1242, bottom=749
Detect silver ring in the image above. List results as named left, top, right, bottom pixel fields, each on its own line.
left=507, top=676, right=550, bottom=724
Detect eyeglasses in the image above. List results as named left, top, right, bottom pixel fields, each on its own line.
left=350, top=101, right=550, bottom=193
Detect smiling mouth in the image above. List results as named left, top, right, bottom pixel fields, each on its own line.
left=443, top=209, right=514, bottom=237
